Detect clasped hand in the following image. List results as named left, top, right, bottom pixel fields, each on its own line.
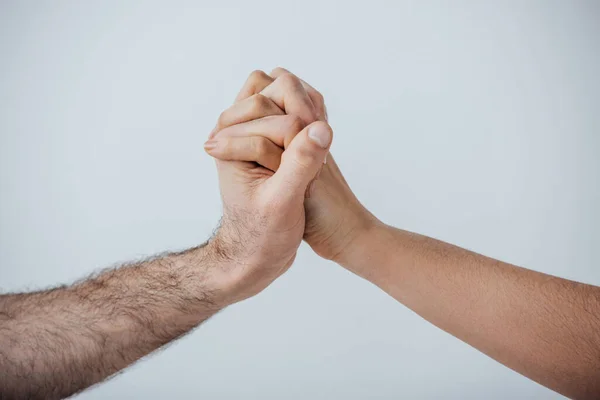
left=203, top=68, right=377, bottom=305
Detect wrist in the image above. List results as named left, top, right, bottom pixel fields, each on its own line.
left=158, top=244, right=231, bottom=312
left=192, top=239, right=244, bottom=309
left=332, top=219, right=391, bottom=285
left=328, top=208, right=381, bottom=264
left=200, top=230, right=275, bottom=308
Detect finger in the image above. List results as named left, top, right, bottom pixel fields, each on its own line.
left=204, top=136, right=283, bottom=172
left=265, top=121, right=333, bottom=200
left=260, top=73, right=317, bottom=126
left=215, top=114, right=305, bottom=150
left=305, top=164, right=324, bottom=199
left=235, top=70, right=275, bottom=102
left=212, top=94, right=284, bottom=138
left=270, top=67, right=327, bottom=121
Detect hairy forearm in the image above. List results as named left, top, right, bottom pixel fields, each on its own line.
left=0, top=243, right=228, bottom=400
left=338, top=222, right=600, bottom=399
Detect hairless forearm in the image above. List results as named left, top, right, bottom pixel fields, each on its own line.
left=338, top=223, right=600, bottom=399
left=0, top=243, right=228, bottom=400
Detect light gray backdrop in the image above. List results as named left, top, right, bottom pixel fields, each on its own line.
left=1, top=1, right=599, bottom=399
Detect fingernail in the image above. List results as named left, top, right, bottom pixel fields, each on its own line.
left=308, top=123, right=331, bottom=149
left=323, top=153, right=328, bottom=164
left=204, top=140, right=217, bottom=151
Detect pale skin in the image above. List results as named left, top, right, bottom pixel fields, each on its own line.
left=0, top=72, right=332, bottom=399
left=205, top=68, right=600, bottom=400
left=0, top=69, right=598, bottom=400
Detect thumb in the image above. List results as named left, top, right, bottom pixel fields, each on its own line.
left=266, top=120, right=332, bottom=199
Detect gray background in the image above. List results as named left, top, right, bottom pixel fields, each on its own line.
left=1, top=1, right=599, bottom=399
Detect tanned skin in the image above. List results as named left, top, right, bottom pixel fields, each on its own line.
left=2, top=66, right=599, bottom=399
left=340, top=225, right=600, bottom=399
left=0, top=245, right=220, bottom=399
left=0, top=69, right=333, bottom=399
left=206, top=68, right=600, bottom=399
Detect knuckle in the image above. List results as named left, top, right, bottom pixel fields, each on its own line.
left=248, top=69, right=268, bottom=83
left=278, top=72, right=301, bottom=89
left=313, top=90, right=325, bottom=103
left=285, top=115, right=305, bottom=133
left=283, top=147, right=314, bottom=170
left=295, top=146, right=317, bottom=167
left=270, top=66, right=288, bottom=76
left=217, top=110, right=229, bottom=127
left=251, top=136, right=269, bottom=155
left=249, top=94, right=270, bottom=113
left=281, top=116, right=304, bottom=147
left=293, top=155, right=312, bottom=170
